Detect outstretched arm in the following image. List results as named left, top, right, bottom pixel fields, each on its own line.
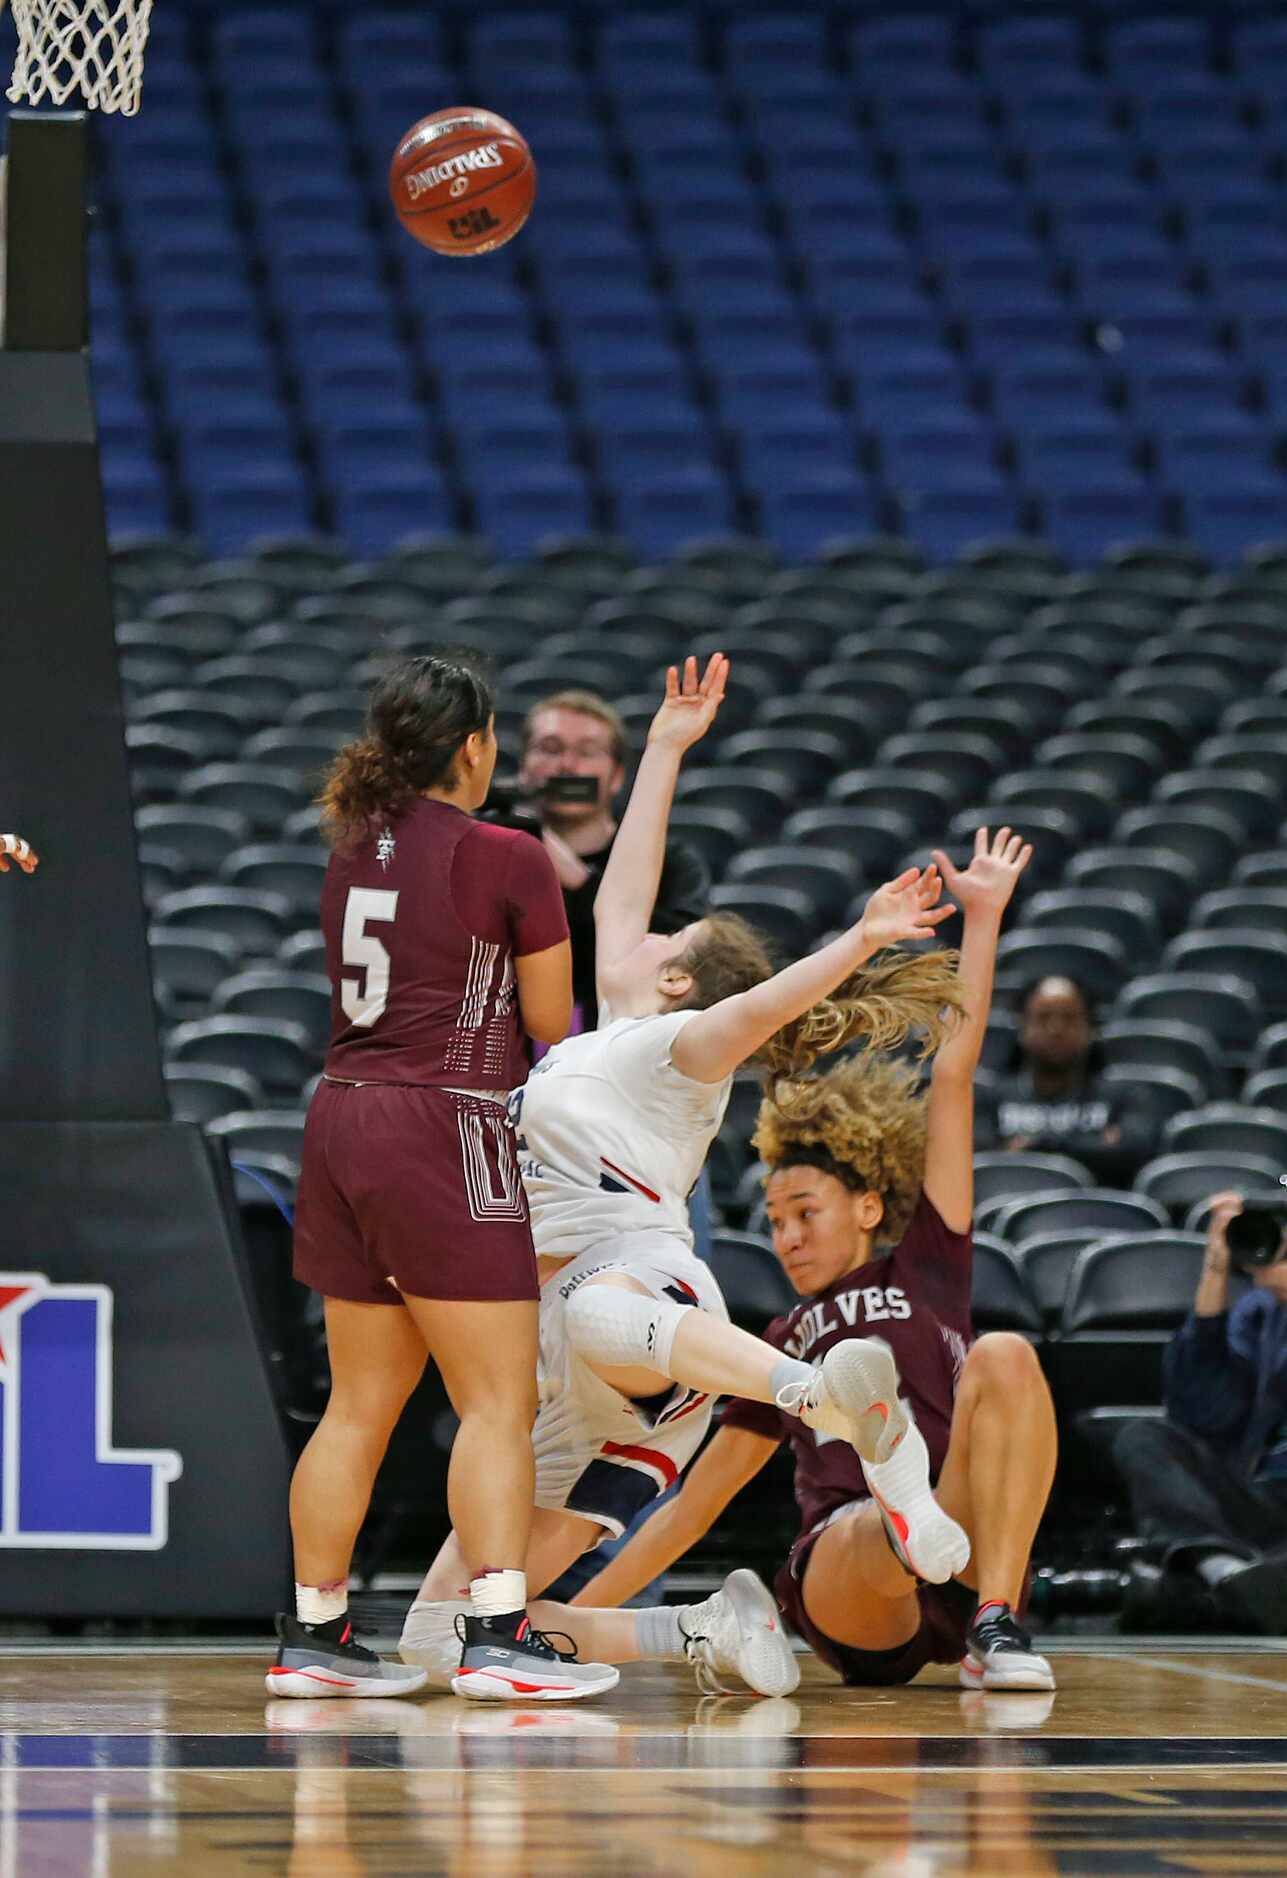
left=569, top=1425, right=779, bottom=1608
left=922, top=826, right=1031, bottom=1231
left=0, top=833, right=38, bottom=875
left=595, top=655, right=728, bottom=1003
left=670, top=865, right=956, bottom=1085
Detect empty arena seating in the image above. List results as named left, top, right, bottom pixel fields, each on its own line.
left=64, top=4, right=1287, bottom=564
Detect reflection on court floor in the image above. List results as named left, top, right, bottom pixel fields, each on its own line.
left=1, top=1650, right=1285, bottom=1874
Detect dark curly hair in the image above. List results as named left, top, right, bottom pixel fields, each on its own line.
left=318, top=654, right=493, bottom=846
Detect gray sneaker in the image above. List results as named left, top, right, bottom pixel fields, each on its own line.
left=451, top=1613, right=619, bottom=1703
left=266, top=1614, right=429, bottom=1699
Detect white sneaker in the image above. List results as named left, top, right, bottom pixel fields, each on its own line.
left=783, top=1340, right=970, bottom=1586
left=678, top=1570, right=800, bottom=1698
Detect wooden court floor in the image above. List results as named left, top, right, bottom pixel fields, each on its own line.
left=2, top=1642, right=1286, bottom=1875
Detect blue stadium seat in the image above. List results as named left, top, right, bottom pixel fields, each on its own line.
left=1184, top=489, right=1287, bottom=566
left=333, top=483, right=454, bottom=558
left=851, top=14, right=957, bottom=74
left=474, top=469, right=594, bottom=559
left=898, top=485, right=1022, bottom=564
left=758, top=483, right=881, bottom=560
left=1043, top=486, right=1167, bottom=566
left=612, top=477, right=737, bottom=561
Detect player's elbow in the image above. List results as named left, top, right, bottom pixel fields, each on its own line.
left=515, top=941, right=574, bottom=1043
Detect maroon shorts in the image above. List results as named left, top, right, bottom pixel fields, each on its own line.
left=774, top=1514, right=976, bottom=1687
left=292, top=1079, right=539, bottom=1304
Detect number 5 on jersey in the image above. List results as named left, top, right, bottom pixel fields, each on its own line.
left=341, top=888, right=399, bottom=1028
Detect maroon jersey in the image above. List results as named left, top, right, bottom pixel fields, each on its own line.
left=320, top=797, right=568, bottom=1089
left=722, top=1192, right=973, bottom=1539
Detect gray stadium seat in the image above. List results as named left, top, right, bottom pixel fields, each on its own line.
left=988, top=1188, right=1169, bottom=1243
left=163, top=1062, right=265, bottom=1124
left=971, top=1233, right=1043, bottom=1336
left=152, top=886, right=294, bottom=954
left=1114, top=974, right=1262, bottom=1059
left=166, top=1015, right=314, bottom=1098
left=1161, top=1104, right=1287, bottom=1164
left=994, top=927, right=1128, bottom=1006
left=1134, top=1151, right=1286, bottom=1219
left=212, top=969, right=332, bottom=1054
left=1049, top=1231, right=1209, bottom=1414
left=703, top=1232, right=795, bottom=1331
left=973, top=1152, right=1095, bottom=1208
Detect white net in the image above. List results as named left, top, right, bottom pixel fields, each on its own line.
left=4, top=0, right=154, bottom=116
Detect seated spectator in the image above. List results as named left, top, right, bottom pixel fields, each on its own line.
left=1112, top=1192, right=1287, bottom=1633
left=976, top=975, right=1158, bottom=1184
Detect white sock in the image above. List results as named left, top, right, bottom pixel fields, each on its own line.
left=469, top=1568, right=527, bottom=1620
left=295, top=1582, right=347, bottom=1627
left=635, top=1602, right=688, bottom=1660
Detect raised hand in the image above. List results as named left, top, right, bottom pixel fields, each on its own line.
left=930, top=826, right=1031, bottom=920
left=646, top=654, right=729, bottom=755
left=0, top=834, right=38, bottom=875
left=858, top=864, right=956, bottom=953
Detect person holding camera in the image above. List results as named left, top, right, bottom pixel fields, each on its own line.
left=518, top=690, right=709, bottom=1034
left=1112, top=1191, right=1287, bottom=1632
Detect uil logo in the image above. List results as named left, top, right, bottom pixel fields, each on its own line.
left=0, top=1274, right=182, bottom=1549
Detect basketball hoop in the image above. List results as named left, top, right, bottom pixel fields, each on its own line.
left=2, top=0, right=153, bottom=116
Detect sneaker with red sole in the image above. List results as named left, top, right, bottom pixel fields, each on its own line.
left=451, top=1613, right=619, bottom=1702
left=265, top=1613, right=429, bottom=1699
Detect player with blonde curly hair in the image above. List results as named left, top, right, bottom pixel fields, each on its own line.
left=579, top=828, right=1061, bottom=1696
left=400, top=656, right=976, bottom=1700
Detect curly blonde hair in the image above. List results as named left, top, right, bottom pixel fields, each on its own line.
left=674, top=913, right=965, bottom=1077
left=753, top=1055, right=932, bottom=1247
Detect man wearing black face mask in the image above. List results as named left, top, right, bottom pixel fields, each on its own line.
left=518, top=690, right=708, bottom=1034
left=1112, top=1191, right=1287, bottom=1632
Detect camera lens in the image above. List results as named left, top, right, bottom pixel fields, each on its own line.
left=1226, top=1208, right=1286, bottom=1270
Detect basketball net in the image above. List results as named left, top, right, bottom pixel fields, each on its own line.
left=2, top=0, right=153, bottom=116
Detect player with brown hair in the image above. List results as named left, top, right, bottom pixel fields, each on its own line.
left=400, top=657, right=976, bottom=1699
left=574, top=828, right=1061, bottom=1695
left=271, top=652, right=617, bottom=1703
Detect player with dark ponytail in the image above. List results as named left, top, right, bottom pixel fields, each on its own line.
left=271, top=654, right=617, bottom=1704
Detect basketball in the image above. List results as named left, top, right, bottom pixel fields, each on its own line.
left=389, top=107, right=536, bottom=257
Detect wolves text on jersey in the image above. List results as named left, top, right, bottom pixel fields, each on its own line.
left=782, top=1286, right=912, bottom=1360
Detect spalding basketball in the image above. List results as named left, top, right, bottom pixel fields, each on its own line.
left=389, top=108, right=536, bottom=257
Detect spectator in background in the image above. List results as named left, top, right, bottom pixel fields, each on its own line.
left=519, top=690, right=709, bottom=1034
left=1113, top=1193, right=1287, bottom=1634
left=0, top=833, right=38, bottom=874
left=975, top=975, right=1158, bottom=1184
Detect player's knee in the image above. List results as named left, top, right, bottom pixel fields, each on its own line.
left=564, top=1280, right=687, bottom=1375
left=967, top=1331, right=1045, bottom=1397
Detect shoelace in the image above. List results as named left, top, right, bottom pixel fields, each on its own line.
left=452, top=1613, right=579, bottom=1664
left=681, top=1627, right=743, bottom=1699
left=972, top=1612, right=1032, bottom=1656
left=774, top=1374, right=817, bottom=1418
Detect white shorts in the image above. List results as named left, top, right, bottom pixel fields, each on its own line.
left=532, top=1234, right=729, bottom=1541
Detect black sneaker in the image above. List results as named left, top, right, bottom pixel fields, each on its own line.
left=266, top=1613, right=429, bottom=1699
left=959, top=1605, right=1055, bottom=1692
left=451, top=1612, right=619, bottom=1702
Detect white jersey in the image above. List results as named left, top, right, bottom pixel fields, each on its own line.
left=509, top=1009, right=731, bottom=1261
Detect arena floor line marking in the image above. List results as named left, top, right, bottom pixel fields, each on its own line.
left=1113, top=1654, right=1287, bottom=1696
